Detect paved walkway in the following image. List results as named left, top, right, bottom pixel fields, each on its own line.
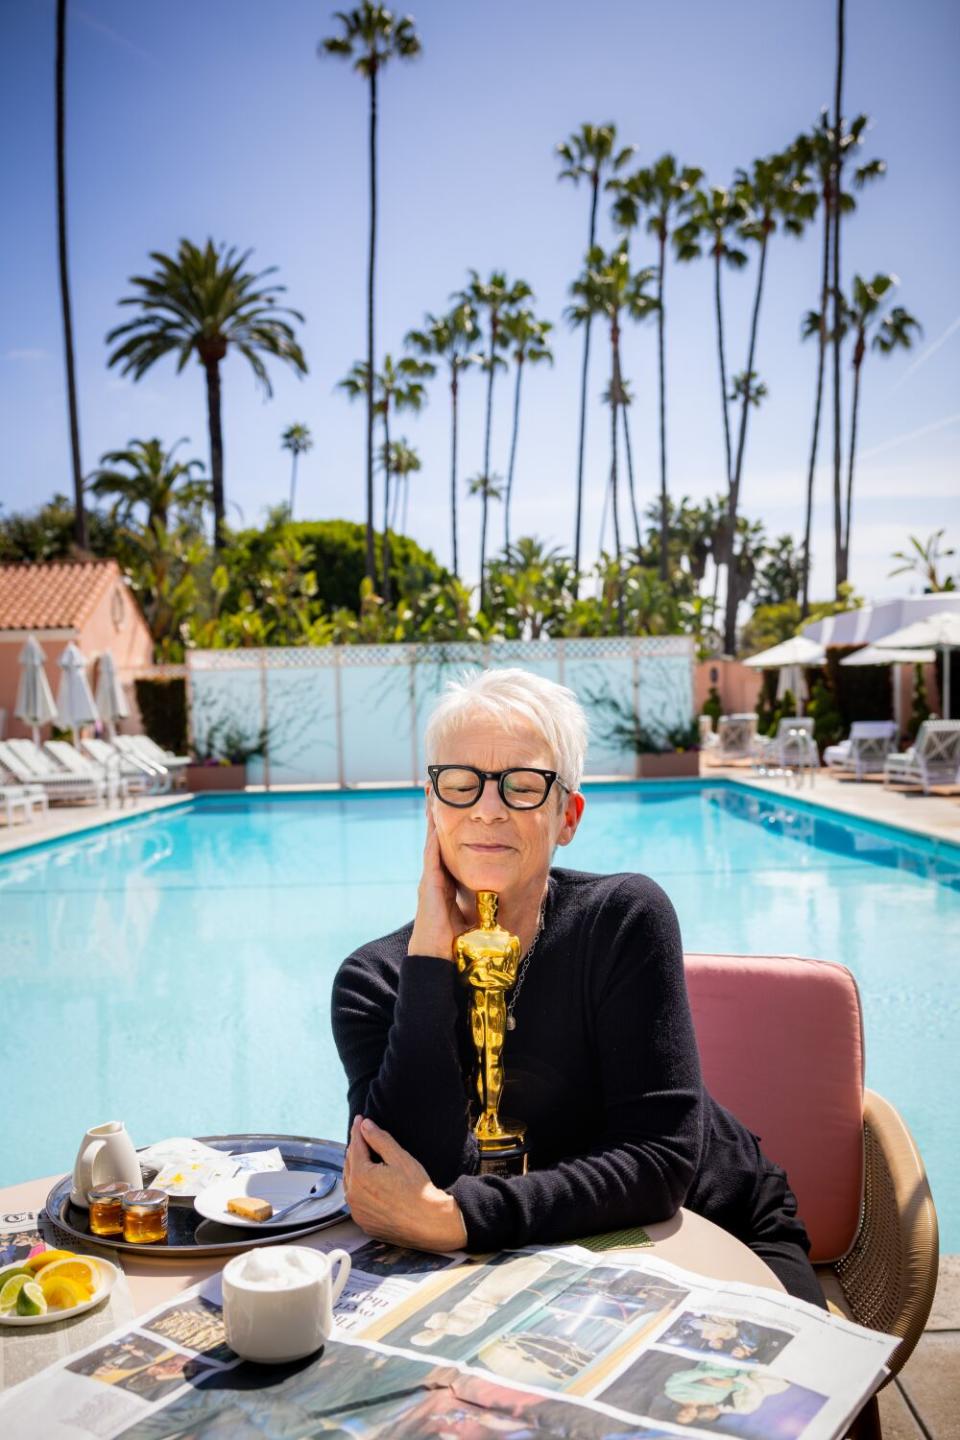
left=0, top=790, right=189, bottom=855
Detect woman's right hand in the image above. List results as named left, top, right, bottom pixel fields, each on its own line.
left=408, top=810, right=463, bottom=960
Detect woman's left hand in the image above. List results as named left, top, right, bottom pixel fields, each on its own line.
left=343, top=1116, right=468, bottom=1253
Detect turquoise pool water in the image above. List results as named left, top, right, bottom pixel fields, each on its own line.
left=2, top=782, right=957, bottom=1248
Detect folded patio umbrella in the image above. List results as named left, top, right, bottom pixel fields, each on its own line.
left=873, top=610, right=960, bottom=718
left=56, top=642, right=100, bottom=747
left=14, top=634, right=59, bottom=746
left=745, top=635, right=825, bottom=716
left=94, top=651, right=130, bottom=740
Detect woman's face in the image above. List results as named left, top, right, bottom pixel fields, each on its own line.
left=428, top=713, right=584, bottom=902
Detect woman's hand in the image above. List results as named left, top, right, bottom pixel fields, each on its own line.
left=343, top=1116, right=468, bottom=1253
left=408, top=809, right=463, bottom=960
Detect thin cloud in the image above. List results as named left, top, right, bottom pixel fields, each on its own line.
left=4, top=348, right=50, bottom=362
left=891, top=313, right=960, bottom=389
left=858, top=411, right=960, bottom=461
left=73, top=7, right=159, bottom=67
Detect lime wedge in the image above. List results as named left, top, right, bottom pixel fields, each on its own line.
left=15, top=1280, right=48, bottom=1316
left=0, top=1273, right=31, bottom=1314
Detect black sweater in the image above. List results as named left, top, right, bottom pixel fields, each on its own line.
left=331, top=867, right=781, bottom=1254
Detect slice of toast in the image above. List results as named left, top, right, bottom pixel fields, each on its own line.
left=226, top=1195, right=273, bottom=1222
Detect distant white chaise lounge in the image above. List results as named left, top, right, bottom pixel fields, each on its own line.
left=824, top=720, right=897, bottom=782
left=883, top=719, right=960, bottom=795
left=0, top=739, right=104, bottom=804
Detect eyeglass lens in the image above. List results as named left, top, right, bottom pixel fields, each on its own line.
left=433, top=768, right=550, bottom=808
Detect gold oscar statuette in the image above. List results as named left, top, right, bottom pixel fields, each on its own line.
left=455, top=890, right=529, bottom=1177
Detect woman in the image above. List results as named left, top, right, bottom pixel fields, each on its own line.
left=332, top=669, right=824, bottom=1308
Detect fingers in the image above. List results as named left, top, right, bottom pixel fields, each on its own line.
left=358, top=1118, right=406, bottom=1167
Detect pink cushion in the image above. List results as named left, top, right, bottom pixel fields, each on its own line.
left=685, top=953, right=865, bottom=1264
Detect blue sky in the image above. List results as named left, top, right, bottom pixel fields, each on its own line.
left=2, top=0, right=958, bottom=601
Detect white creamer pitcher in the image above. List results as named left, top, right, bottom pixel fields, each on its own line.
left=70, top=1121, right=142, bottom=1208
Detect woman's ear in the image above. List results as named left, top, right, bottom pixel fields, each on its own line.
left=556, top=790, right=585, bottom=848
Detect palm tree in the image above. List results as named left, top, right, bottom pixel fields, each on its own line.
left=500, top=309, right=554, bottom=550
left=320, top=4, right=422, bottom=588
left=106, top=239, right=306, bottom=550
left=674, top=186, right=748, bottom=495
left=602, top=377, right=641, bottom=552
left=609, top=154, right=703, bottom=581
left=567, top=245, right=657, bottom=626
left=281, top=422, right=314, bottom=518
left=889, top=530, right=956, bottom=593
left=55, top=0, right=85, bottom=549
left=87, top=438, right=209, bottom=533
left=720, top=151, right=815, bottom=651
left=406, top=302, right=480, bottom=577
left=339, top=354, right=433, bottom=601
left=468, top=472, right=504, bottom=584
left=555, top=124, right=635, bottom=586
left=841, top=275, right=920, bottom=584
left=794, top=111, right=885, bottom=615
left=383, top=438, right=421, bottom=533
left=456, top=271, right=532, bottom=609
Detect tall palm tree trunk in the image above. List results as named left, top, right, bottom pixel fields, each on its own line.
left=365, top=66, right=378, bottom=587
left=203, top=358, right=226, bottom=548
left=844, top=350, right=863, bottom=580
left=713, top=248, right=733, bottom=487
left=610, top=324, right=625, bottom=633
left=450, top=366, right=460, bottom=577
left=479, top=333, right=496, bottom=611
left=572, top=175, right=601, bottom=595
left=801, top=204, right=831, bottom=616
left=656, top=230, right=669, bottom=582
left=723, top=235, right=769, bottom=653
left=832, top=0, right=846, bottom=594
left=381, top=407, right=392, bottom=604
left=504, top=356, right=524, bottom=551
left=621, top=404, right=641, bottom=552
left=288, top=452, right=299, bottom=517
left=56, top=0, right=86, bottom=550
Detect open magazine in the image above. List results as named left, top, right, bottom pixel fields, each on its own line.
left=0, top=1226, right=897, bottom=1439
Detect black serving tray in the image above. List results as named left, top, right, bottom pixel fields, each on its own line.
left=42, top=1132, right=348, bottom=1260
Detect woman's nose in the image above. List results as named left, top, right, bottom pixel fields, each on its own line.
left=472, top=776, right=509, bottom=818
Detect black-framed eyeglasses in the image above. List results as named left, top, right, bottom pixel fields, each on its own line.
left=427, top=765, right=569, bottom=810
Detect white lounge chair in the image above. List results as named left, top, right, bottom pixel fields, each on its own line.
left=114, top=734, right=189, bottom=787
left=883, top=720, right=960, bottom=795
left=717, top=713, right=757, bottom=762
left=698, top=715, right=720, bottom=753
left=44, top=740, right=134, bottom=804
left=824, top=720, right=897, bottom=782
left=0, top=739, right=104, bottom=805
left=82, top=737, right=169, bottom=795
left=0, top=784, right=48, bottom=826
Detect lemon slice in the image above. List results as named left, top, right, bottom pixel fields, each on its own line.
left=37, top=1273, right=87, bottom=1311
left=0, top=1274, right=31, bottom=1314
left=15, top=1281, right=47, bottom=1316
left=35, top=1257, right=99, bottom=1298
left=23, top=1249, right=76, bottom=1274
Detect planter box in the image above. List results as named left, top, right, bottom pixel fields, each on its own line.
left=185, top=763, right=247, bottom=793
left=635, top=751, right=700, bottom=780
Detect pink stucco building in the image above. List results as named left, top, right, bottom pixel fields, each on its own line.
left=0, top=560, right=154, bottom=739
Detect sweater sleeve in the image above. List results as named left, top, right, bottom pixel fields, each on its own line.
left=330, top=938, right=479, bottom=1187
left=449, top=876, right=704, bottom=1251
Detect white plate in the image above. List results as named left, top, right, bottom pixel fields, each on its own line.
left=0, top=1258, right=119, bottom=1327
left=193, top=1171, right=344, bottom=1229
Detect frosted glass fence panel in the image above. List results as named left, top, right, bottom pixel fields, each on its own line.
left=187, top=638, right=694, bottom=788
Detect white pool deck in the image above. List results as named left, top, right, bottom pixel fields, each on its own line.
left=1, top=768, right=957, bottom=1434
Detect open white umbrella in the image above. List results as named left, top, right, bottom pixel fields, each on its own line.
left=14, top=634, right=58, bottom=745
left=744, top=636, right=826, bottom=716
left=56, top=642, right=100, bottom=746
left=95, top=652, right=130, bottom=739
left=874, top=610, right=960, bottom=718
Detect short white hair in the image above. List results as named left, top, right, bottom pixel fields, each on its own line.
left=424, top=667, right=588, bottom=792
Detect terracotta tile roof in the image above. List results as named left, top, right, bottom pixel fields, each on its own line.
left=0, top=560, right=123, bottom=631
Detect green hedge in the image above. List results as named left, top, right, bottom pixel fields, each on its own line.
left=134, top=677, right=189, bottom=755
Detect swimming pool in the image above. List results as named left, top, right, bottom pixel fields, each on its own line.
left=3, top=782, right=957, bottom=1248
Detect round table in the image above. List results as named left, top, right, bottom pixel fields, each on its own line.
left=0, top=1170, right=783, bottom=1318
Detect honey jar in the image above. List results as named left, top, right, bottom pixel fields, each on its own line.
left=122, top=1188, right=169, bottom=1244
left=87, top=1180, right=131, bottom=1236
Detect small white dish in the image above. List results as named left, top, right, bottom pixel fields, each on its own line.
left=0, top=1258, right=119, bottom=1327
left=194, top=1171, right=344, bottom=1229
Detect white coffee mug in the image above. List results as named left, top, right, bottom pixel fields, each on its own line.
left=222, top=1245, right=351, bottom=1364
left=71, top=1121, right=142, bottom=1208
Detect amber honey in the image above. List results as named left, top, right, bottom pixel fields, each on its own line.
left=122, top=1188, right=169, bottom=1244
left=87, top=1181, right=131, bottom=1236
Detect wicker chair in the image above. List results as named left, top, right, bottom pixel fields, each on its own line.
left=685, top=953, right=939, bottom=1439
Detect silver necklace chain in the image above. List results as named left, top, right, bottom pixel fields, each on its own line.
left=506, top=900, right=547, bottom=1032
